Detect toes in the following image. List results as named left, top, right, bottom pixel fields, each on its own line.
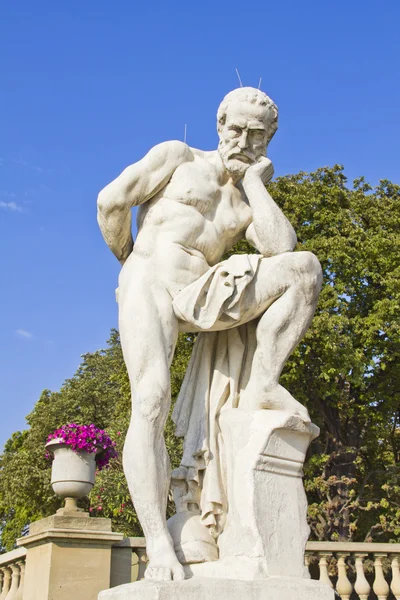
left=294, top=408, right=311, bottom=422
left=145, top=566, right=174, bottom=581
left=173, top=566, right=186, bottom=581
left=159, top=568, right=172, bottom=581
left=144, top=566, right=156, bottom=581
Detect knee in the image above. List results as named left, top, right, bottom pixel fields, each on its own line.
left=292, top=251, right=323, bottom=300
left=133, top=378, right=170, bottom=423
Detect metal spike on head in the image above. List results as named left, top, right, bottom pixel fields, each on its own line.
left=258, top=77, right=262, bottom=90
left=235, top=68, right=243, bottom=87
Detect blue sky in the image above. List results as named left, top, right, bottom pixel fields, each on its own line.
left=1, top=0, right=399, bottom=449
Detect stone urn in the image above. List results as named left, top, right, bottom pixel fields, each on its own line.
left=45, top=438, right=99, bottom=512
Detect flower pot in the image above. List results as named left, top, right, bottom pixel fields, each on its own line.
left=46, top=438, right=98, bottom=500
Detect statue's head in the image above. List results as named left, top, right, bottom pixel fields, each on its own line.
left=217, top=87, right=278, bottom=178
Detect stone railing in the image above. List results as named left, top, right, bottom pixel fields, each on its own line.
left=113, top=539, right=400, bottom=600
left=0, top=547, right=26, bottom=600
left=2, top=525, right=399, bottom=600
left=110, top=537, right=147, bottom=587
left=305, top=542, right=400, bottom=600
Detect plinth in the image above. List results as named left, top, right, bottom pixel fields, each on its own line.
left=99, top=576, right=335, bottom=599
left=18, top=512, right=123, bottom=600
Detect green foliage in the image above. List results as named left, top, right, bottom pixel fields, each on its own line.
left=0, top=331, right=125, bottom=550
left=1, top=166, right=398, bottom=550
left=268, top=167, right=400, bottom=542
left=88, top=331, right=195, bottom=536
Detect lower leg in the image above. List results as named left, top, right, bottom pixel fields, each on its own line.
left=123, top=407, right=185, bottom=581
left=241, top=276, right=321, bottom=419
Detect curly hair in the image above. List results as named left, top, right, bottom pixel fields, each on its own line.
left=217, top=87, right=278, bottom=144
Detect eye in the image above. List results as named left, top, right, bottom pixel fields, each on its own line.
left=249, top=130, right=265, bottom=142
left=228, top=126, right=242, bottom=136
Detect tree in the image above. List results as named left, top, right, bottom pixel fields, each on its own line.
left=267, top=167, right=400, bottom=542
left=0, top=331, right=125, bottom=550
left=1, top=166, right=399, bottom=551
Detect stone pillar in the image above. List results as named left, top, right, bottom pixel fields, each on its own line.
left=17, top=513, right=123, bottom=600
left=217, top=409, right=318, bottom=578
left=187, top=409, right=319, bottom=580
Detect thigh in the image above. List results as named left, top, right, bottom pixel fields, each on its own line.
left=118, top=270, right=179, bottom=392
left=178, top=252, right=306, bottom=333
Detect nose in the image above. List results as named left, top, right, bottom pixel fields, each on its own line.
left=237, top=130, right=248, bottom=150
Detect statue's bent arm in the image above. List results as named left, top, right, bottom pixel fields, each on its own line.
left=97, top=140, right=191, bottom=263
left=242, top=164, right=297, bottom=257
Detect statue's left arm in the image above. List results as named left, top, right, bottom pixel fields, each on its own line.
left=242, top=158, right=297, bottom=257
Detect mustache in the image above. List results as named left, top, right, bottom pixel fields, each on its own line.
left=228, top=150, right=255, bottom=162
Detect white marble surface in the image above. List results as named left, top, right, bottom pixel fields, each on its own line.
left=171, top=411, right=319, bottom=580
left=97, top=87, right=322, bottom=582
left=98, top=576, right=335, bottom=600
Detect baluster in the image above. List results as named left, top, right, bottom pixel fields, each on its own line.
left=336, top=553, right=353, bottom=600
left=0, top=567, right=11, bottom=600
left=136, top=549, right=148, bottom=581
left=318, top=553, right=334, bottom=588
left=304, top=552, right=312, bottom=577
left=304, top=552, right=318, bottom=579
left=354, top=553, right=371, bottom=600
left=390, top=554, right=400, bottom=600
left=14, top=562, right=25, bottom=600
left=373, top=553, right=390, bottom=600
left=5, top=563, right=20, bottom=600
left=0, top=570, right=3, bottom=594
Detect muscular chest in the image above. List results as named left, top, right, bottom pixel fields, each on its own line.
left=163, top=160, right=252, bottom=236
left=164, top=160, right=219, bottom=213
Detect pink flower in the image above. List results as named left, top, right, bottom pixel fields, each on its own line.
left=46, top=423, right=118, bottom=470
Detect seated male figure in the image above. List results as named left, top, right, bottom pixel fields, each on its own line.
left=97, top=87, right=322, bottom=582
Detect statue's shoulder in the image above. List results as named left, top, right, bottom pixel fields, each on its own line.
left=149, top=140, right=194, bottom=164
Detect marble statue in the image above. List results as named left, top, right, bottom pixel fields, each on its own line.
left=97, top=87, right=329, bottom=599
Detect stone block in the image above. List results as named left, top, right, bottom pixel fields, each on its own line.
left=99, top=576, right=335, bottom=600
left=18, top=513, right=123, bottom=600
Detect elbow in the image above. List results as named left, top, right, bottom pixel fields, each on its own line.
left=273, top=228, right=297, bottom=255
left=97, top=187, right=120, bottom=218
left=280, top=225, right=297, bottom=253
left=263, top=231, right=297, bottom=257
left=97, top=183, right=131, bottom=217
left=97, top=189, right=109, bottom=216
left=288, top=228, right=297, bottom=252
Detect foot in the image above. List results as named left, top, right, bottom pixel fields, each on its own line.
left=241, top=383, right=311, bottom=423
left=145, top=534, right=186, bottom=582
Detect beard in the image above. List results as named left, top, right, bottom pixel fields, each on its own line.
left=218, top=140, right=255, bottom=179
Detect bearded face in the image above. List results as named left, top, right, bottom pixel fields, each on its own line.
left=218, top=102, right=269, bottom=179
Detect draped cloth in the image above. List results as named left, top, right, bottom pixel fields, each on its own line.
left=171, top=254, right=261, bottom=537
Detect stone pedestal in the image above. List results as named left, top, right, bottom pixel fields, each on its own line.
left=219, top=410, right=318, bottom=577
left=99, top=576, right=335, bottom=599
left=183, top=410, right=318, bottom=580
left=17, top=512, right=123, bottom=600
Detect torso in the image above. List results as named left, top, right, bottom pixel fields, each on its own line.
left=121, top=148, right=253, bottom=298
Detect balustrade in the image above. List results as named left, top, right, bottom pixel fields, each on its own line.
left=0, top=548, right=26, bottom=600
left=118, top=539, right=400, bottom=599
left=120, top=539, right=400, bottom=599
left=306, top=542, right=400, bottom=600
left=1, top=537, right=398, bottom=599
